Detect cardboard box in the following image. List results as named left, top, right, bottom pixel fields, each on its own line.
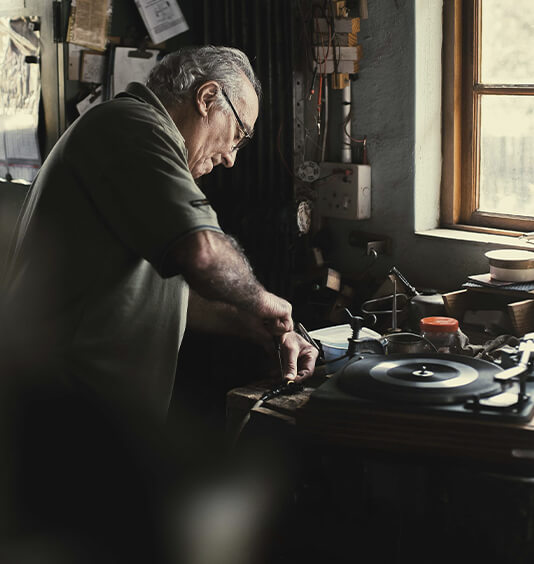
left=443, top=289, right=534, bottom=337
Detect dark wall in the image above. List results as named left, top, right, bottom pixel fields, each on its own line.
left=199, top=0, right=297, bottom=298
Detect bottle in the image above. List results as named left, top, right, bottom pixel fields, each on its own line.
left=420, top=316, right=459, bottom=354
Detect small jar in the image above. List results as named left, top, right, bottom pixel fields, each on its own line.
left=420, top=316, right=459, bottom=354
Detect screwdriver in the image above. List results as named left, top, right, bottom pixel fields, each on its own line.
left=273, top=336, right=284, bottom=380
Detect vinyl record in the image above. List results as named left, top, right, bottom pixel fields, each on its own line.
left=336, top=354, right=503, bottom=405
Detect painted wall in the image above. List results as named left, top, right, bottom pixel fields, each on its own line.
left=324, top=0, right=504, bottom=293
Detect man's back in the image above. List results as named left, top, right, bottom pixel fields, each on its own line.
left=1, top=83, right=221, bottom=419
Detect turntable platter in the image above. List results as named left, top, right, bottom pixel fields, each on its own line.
left=336, top=354, right=503, bottom=405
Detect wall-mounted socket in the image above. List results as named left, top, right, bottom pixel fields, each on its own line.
left=315, top=162, right=371, bottom=220
left=349, top=231, right=391, bottom=255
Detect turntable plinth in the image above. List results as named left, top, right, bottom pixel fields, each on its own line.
left=297, top=396, right=534, bottom=469
left=227, top=355, right=534, bottom=471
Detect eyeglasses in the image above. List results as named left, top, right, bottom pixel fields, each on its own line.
left=221, top=88, right=253, bottom=152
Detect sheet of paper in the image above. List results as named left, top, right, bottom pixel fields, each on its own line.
left=80, top=51, right=106, bottom=83
left=112, top=46, right=159, bottom=96
left=0, top=17, right=41, bottom=183
left=134, top=0, right=189, bottom=45
left=0, top=115, right=40, bottom=182
left=67, top=0, right=111, bottom=52
left=76, top=88, right=103, bottom=116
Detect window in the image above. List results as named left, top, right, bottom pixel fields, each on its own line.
left=441, top=0, right=534, bottom=233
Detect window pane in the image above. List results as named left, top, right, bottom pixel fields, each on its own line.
left=479, top=95, right=534, bottom=217
left=481, top=0, right=534, bottom=84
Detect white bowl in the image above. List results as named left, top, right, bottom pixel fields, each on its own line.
left=308, top=323, right=381, bottom=361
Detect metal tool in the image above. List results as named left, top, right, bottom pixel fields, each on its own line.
left=389, top=265, right=418, bottom=297
left=296, top=322, right=322, bottom=353
left=361, top=293, right=409, bottom=318
left=389, top=274, right=398, bottom=331
left=273, top=336, right=284, bottom=380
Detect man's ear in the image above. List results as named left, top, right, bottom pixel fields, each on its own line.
left=196, top=81, right=220, bottom=117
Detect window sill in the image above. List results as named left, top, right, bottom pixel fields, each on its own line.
left=415, top=228, right=534, bottom=250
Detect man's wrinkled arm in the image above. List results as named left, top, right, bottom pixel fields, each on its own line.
left=166, top=230, right=292, bottom=334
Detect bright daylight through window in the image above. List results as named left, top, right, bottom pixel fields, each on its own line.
left=442, top=0, right=534, bottom=233
left=478, top=0, right=534, bottom=219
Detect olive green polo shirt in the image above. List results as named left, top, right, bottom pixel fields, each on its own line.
left=4, top=82, right=222, bottom=420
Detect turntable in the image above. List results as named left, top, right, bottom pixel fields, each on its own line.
left=297, top=333, right=534, bottom=468
left=311, top=353, right=533, bottom=419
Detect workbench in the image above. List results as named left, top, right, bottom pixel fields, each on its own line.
left=227, top=371, right=534, bottom=473
left=226, top=372, right=534, bottom=563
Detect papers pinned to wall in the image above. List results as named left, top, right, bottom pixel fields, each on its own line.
left=134, top=0, right=189, bottom=45
left=80, top=51, right=106, bottom=84
left=76, top=88, right=103, bottom=116
left=67, top=0, right=112, bottom=52
left=0, top=17, right=41, bottom=183
left=111, top=46, right=160, bottom=96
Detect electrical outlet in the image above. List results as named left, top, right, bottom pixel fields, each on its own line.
left=348, top=231, right=391, bottom=255
left=315, top=162, right=371, bottom=220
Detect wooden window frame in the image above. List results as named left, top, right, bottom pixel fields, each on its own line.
left=441, top=0, right=534, bottom=235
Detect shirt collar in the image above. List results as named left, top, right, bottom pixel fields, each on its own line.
left=117, top=82, right=185, bottom=146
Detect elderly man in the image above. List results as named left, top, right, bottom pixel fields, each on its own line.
left=2, top=46, right=317, bottom=422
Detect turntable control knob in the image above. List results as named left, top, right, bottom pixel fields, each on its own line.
left=344, top=308, right=363, bottom=336
left=344, top=308, right=376, bottom=338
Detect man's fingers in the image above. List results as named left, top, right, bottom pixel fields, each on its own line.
left=263, top=316, right=293, bottom=335
left=280, top=332, right=319, bottom=382
left=283, top=345, right=299, bottom=380
left=296, top=348, right=318, bottom=379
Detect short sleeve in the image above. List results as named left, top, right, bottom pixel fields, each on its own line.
left=66, top=95, right=222, bottom=276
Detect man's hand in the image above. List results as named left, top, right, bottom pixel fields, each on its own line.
left=279, top=331, right=319, bottom=382
left=257, top=291, right=293, bottom=335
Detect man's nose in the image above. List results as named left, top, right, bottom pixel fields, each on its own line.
left=221, top=150, right=237, bottom=168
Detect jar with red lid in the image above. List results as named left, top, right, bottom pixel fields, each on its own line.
left=419, top=316, right=460, bottom=354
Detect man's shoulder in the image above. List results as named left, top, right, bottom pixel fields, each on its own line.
left=74, top=90, right=179, bottom=146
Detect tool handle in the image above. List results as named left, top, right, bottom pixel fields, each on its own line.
left=389, top=266, right=418, bottom=297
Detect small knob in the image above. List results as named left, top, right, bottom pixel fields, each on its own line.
left=344, top=308, right=377, bottom=339
left=344, top=308, right=363, bottom=338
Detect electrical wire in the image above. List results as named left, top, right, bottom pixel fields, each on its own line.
left=326, top=0, right=339, bottom=74
left=320, top=77, right=328, bottom=162
left=277, top=123, right=296, bottom=179
left=297, top=0, right=316, bottom=74
left=342, top=109, right=366, bottom=144
left=316, top=73, right=323, bottom=132
left=342, top=109, right=369, bottom=164
left=228, top=381, right=304, bottom=450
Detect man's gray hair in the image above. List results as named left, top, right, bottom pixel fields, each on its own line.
left=146, top=45, right=261, bottom=114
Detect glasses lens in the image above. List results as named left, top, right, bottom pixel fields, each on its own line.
left=235, top=134, right=251, bottom=151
